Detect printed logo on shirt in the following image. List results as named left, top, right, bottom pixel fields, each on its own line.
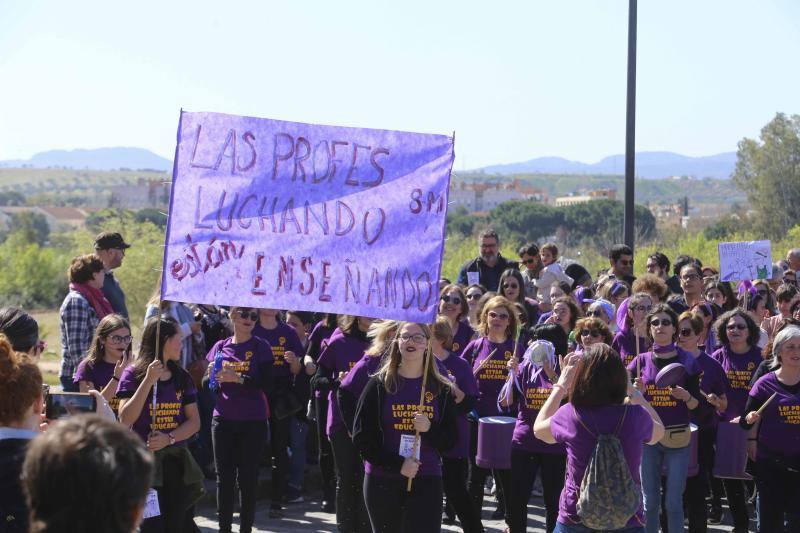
left=726, top=369, right=754, bottom=391
left=391, top=403, right=434, bottom=431
left=747, top=362, right=755, bottom=371
left=272, top=344, right=286, bottom=366
left=425, top=391, right=434, bottom=403
left=504, top=351, right=512, bottom=359
left=224, top=360, right=251, bottom=373
left=279, top=336, right=286, bottom=345
left=778, top=404, right=800, bottom=425
left=645, top=383, right=678, bottom=408
left=525, top=387, right=551, bottom=410
left=452, top=342, right=460, bottom=352
left=148, top=401, right=182, bottom=432
left=245, top=351, right=253, bottom=361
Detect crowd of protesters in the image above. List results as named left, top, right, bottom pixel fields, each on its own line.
left=0, top=229, right=799, bottom=532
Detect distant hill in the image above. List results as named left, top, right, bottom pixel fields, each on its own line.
left=0, top=147, right=172, bottom=172
left=479, top=151, right=737, bottom=179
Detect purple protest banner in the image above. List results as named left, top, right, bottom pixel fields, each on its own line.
left=161, top=110, right=454, bottom=322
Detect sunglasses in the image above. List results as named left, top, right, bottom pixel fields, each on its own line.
left=108, top=335, right=132, bottom=344
left=34, top=340, right=47, bottom=354
left=236, top=310, right=259, bottom=321
left=650, top=318, right=673, bottom=327
left=502, top=283, right=519, bottom=290
left=679, top=328, right=694, bottom=337
left=726, top=323, right=747, bottom=331
left=580, top=329, right=601, bottom=338
left=522, top=258, right=537, bottom=265
left=619, top=259, right=633, bottom=266
left=466, top=293, right=482, bottom=301
left=440, top=295, right=462, bottom=305
left=756, top=290, right=768, bottom=297
left=488, top=311, right=510, bottom=320
left=632, top=305, right=651, bottom=313
left=783, top=278, right=796, bottom=284
left=587, top=310, right=604, bottom=318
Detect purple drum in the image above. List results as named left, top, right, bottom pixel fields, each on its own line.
left=655, top=362, right=687, bottom=389
left=661, top=423, right=699, bottom=477
left=713, top=421, right=752, bottom=480
left=476, top=416, right=516, bottom=470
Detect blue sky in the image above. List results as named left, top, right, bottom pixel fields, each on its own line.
left=1, top=1, right=798, bottom=169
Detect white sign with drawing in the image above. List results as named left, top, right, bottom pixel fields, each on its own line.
left=718, top=240, right=772, bottom=282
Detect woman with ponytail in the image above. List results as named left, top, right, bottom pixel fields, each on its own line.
left=353, top=322, right=457, bottom=533
left=0, top=334, right=44, bottom=533
left=118, top=317, right=202, bottom=533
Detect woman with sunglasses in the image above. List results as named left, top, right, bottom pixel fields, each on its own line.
left=439, top=284, right=476, bottom=358
left=709, top=309, right=763, bottom=531
left=613, top=293, right=653, bottom=367
left=462, top=295, right=522, bottom=522
left=74, top=313, right=132, bottom=413
left=501, top=337, right=566, bottom=533
left=353, top=322, right=457, bottom=533
left=752, top=279, right=777, bottom=316
left=676, top=311, right=728, bottom=531
left=573, top=317, right=613, bottom=354
left=465, top=284, right=487, bottom=330
left=499, top=269, right=540, bottom=325
left=627, top=304, right=701, bottom=533
left=585, top=299, right=615, bottom=332
left=203, top=306, right=274, bottom=533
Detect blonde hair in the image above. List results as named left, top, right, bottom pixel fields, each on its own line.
left=375, top=322, right=451, bottom=395
left=431, top=317, right=454, bottom=350
left=477, top=296, right=519, bottom=339
left=364, top=320, right=399, bottom=357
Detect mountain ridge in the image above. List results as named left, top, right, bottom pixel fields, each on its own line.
left=0, top=147, right=172, bottom=172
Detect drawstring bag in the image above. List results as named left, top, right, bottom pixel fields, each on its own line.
left=574, top=405, right=641, bottom=530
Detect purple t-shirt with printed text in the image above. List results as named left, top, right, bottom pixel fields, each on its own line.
left=117, top=366, right=197, bottom=443
left=317, top=330, right=369, bottom=437
left=206, top=336, right=273, bottom=420
left=550, top=403, right=652, bottom=528
left=462, top=337, right=521, bottom=417
left=512, top=363, right=565, bottom=454
left=252, top=322, right=304, bottom=380
left=612, top=330, right=650, bottom=368
left=691, top=351, right=728, bottom=428
left=748, top=372, right=800, bottom=459
left=73, top=358, right=121, bottom=412
left=439, top=353, right=478, bottom=459
left=450, top=321, right=475, bottom=359
left=627, top=349, right=699, bottom=427
left=711, top=345, right=763, bottom=420
left=364, top=376, right=443, bottom=478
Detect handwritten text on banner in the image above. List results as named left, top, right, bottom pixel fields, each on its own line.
left=161, top=111, right=454, bottom=322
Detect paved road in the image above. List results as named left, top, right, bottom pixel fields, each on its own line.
left=193, top=475, right=747, bottom=532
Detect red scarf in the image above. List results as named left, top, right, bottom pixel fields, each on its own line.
left=70, top=282, right=114, bottom=319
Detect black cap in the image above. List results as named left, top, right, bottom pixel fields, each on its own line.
left=94, top=232, right=131, bottom=250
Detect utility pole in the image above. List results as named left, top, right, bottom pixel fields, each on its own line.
left=623, top=0, right=637, bottom=249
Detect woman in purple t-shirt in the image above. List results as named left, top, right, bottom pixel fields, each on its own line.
left=204, top=306, right=273, bottom=533
left=74, top=313, right=132, bottom=413
left=118, top=317, right=201, bottom=533
left=461, top=295, right=522, bottom=522
left=353, top=322, right=457, bottom=533
left=534, top=344, right=665, bottom=533
left=438, top=283, right=476, bottom=358
left=710, top=308, right=764, bottom=531
left=740, top=325, right=800, bottom=533
left=612, top=293, right=652, bottom=367
left=627, top=305, right=701, bottom=533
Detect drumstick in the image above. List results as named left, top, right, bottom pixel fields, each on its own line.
left=635, top=330, right=641, bottom=379
left=755, top=392, right=778, bottom=417
left=473, top=348, right=498, bottom=376
left=407, top=335, right=434, bottom=492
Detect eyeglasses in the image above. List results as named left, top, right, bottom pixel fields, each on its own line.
left=108, top=335, right=132, bottom=344
left=783, top=278, right=796, bottom=284
left=115, top=247, right=126, bottom=256
left=650, top=318, right=673, bottom=327
left=587, top=310, right=604, bottom=318
left=466, top=293, right=482, bottom=301
left=399, top=333, right=428, bottom=344
left=726, top=323, right=748, bottom=331
left=488, top=311, right=510, bottom=320
left=681, top=273, right=701, bottom=282
left=580, top=329, right=601, bottom=338
left=502, top=283, right=519, bottom=290
left=678, top=328, right=694, bottom=337
left=632, top=305, right=651, bottom=313
left=440, top=295, right=462, bottom=305
left=236, top=310, right=259, bottom=321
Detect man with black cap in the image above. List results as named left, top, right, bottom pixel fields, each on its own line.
left=94, top=231, right=130, bottom=318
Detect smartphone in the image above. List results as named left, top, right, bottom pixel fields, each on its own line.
left=45, top=392, right=96, bottom=419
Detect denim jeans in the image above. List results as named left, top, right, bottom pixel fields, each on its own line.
left=288, top=416, right=309, bottom=490
left=553, top=522, right=644, bottom=533
left=641, top=443, right=690, bottom=533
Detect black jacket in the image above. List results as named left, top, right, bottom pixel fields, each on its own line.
left=352, top=376, right=457, bottom=474
left=0, top=439, right=30, bottom=533
left=457, top=254, right=519, bottom=292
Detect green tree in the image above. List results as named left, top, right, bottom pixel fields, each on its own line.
left=0, top=191, right=25, bottom=206
left=733, top=112, right=800, bottom=238
left=487, top=201, right=563, bottom=243
left=135, top=208, right=168, bottom=228
left=0, top=232, right=68, bottom=308
left=8, top=211, right=51, bottom=246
